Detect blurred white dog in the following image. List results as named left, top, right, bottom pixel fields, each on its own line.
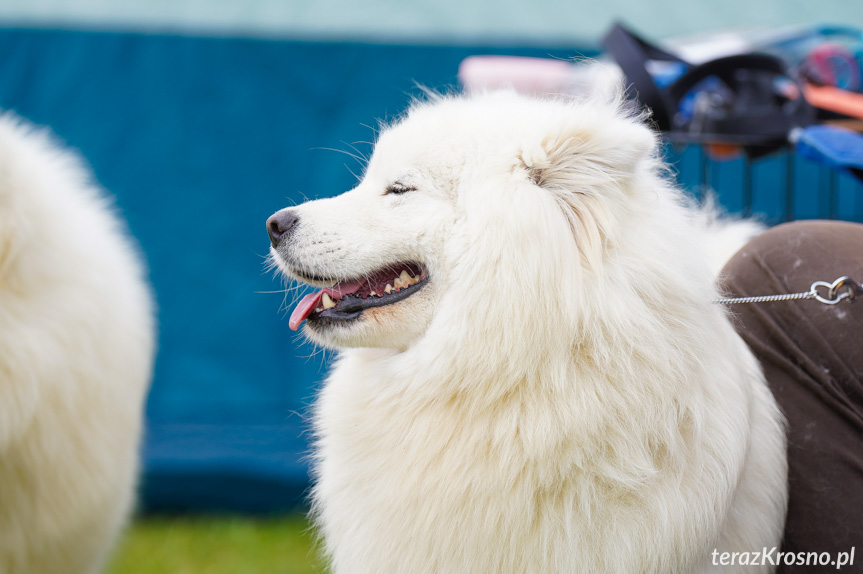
left=268, top=91, right=786, bottom=573
left=0, top=116, right=154, bottom=573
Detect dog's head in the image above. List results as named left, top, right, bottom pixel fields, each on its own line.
left=268, top=91, right=658, bottom=350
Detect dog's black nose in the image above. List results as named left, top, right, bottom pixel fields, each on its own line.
left=267, top=210, right=299, bottom=247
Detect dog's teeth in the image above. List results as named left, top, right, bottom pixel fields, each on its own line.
left=315, top=307, right=323, bottom=313
left=394, top=273, right=409, bottom=290
left=322, top=293, right=336, bottom=309
left=384, top=284, right=393, bottom=294
left=411, top=274, right=419, bottom=283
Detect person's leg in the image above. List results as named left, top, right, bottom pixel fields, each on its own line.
left=721, top=220, right=863, bottom=571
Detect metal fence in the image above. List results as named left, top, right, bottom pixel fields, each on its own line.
left=668, top=144, right=863, bottom=222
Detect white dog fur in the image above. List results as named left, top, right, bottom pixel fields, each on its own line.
left=0, top=115, right=154, bottom=573
left=270, top=91, right=787, bottom=573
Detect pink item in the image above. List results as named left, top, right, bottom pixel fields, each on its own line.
left=458, top=56, right=576, bottom=94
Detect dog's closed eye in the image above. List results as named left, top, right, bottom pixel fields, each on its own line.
left=384, top=182, right=417, bottom=196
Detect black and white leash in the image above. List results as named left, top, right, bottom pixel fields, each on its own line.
left=715, top=276, right=863, bottom=306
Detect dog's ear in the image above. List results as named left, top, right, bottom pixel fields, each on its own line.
left=521, top=117, right=655, bottom=190
left=519, top=117, right=656, bottom=268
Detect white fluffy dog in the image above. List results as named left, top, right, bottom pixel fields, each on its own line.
left=268, top=91, right=787, bottom=573
left=0, top=116, right=154, bottom=573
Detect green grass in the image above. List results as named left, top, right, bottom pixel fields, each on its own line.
left=105, top=514, right=322, bottom=574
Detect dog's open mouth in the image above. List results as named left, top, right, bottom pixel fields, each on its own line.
left=289, top=262, right=428, bottom=330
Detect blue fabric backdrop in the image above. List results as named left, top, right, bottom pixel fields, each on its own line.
left=0, top=27, right=590, bottom=512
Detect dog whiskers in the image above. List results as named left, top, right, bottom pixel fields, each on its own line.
left=313, top=146, right=368, bottom=168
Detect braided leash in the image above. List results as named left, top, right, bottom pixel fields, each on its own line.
left=715, top=276, right=863, bottom=306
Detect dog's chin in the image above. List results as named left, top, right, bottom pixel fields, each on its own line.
left=303, top=283, right=435, bottom=350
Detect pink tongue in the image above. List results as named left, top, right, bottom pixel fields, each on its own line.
left=289, top=292, right=323, bottom=331
left=288, top=279, right=366, bottom=331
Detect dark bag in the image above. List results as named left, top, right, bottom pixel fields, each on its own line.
left=603, top=23, right=815, bottom=157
